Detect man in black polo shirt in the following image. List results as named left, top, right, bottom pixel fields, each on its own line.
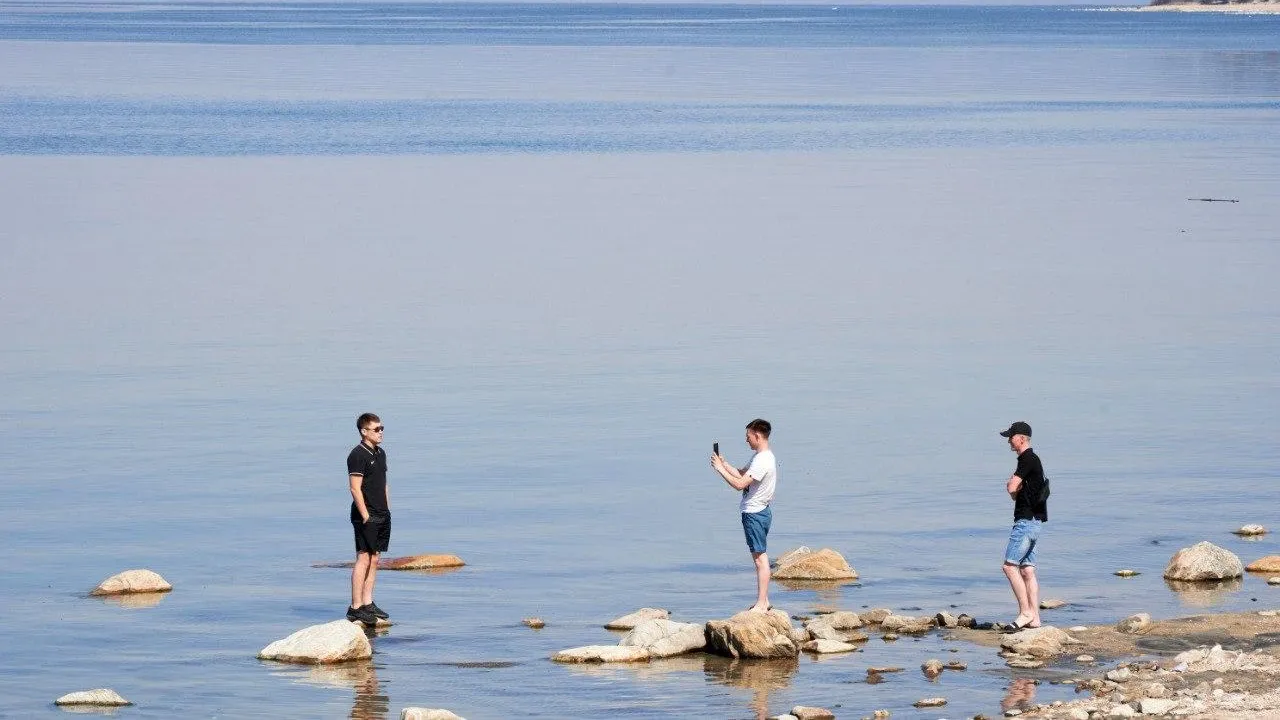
left=346, top=412, right=390, bottom=626
left=999, top=421, right=1048, bottom=630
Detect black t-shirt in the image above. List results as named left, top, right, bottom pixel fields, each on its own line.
left=347, top=442, right=389, bottom=517
left=1013, top=448, right=1048, bottom=522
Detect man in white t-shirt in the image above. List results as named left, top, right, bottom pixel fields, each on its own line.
left=711, top=418, right=778, bottom=613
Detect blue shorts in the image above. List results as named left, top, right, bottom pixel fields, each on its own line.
left=741, top=507, right=772, bottom=554
left=1004, top=519, right=1041, bottom=567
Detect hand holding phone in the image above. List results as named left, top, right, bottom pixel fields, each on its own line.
left=713, top=442, right=720, bottom=456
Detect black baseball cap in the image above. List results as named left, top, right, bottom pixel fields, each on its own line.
left=999, top=421, right=1032, bottom=438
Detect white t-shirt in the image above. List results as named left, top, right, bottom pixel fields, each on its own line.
left=739, top=449, right=778, bottom=514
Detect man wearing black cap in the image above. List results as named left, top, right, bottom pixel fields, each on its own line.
left=999, top=421, right=1048, bottom=630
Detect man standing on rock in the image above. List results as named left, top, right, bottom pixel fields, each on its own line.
left=999, top=420, right=1048, bottom=630
left=711, top=418, right=778, bottom=613
left=347, top=412, right=391, bottom=626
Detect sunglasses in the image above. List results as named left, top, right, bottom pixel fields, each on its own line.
left=366, top=426, right=385, bottom=433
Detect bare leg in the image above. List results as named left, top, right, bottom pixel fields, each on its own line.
left=1020, top=565, right=1041, bottom=627
left=351, top=552, right=371, bottom=609
left=361, top=552, right=379, bottom=607
left=749, top=552, right=771, bottom=612
left=1003, top=562, right=1033, bottom=624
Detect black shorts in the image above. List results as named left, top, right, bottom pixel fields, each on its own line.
left=353, top=512, right=390, bottom=554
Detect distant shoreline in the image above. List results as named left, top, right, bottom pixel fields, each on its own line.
left=1140, top=2, right=1280, bottom=12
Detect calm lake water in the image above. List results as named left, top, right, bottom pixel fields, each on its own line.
left=1, top=3, right=1279, bottom=718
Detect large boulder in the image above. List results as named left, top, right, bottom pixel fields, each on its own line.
left=1163, top=541, right=1244, bottom=581
left=773, top=546, right=812, bottom=568
left=880, top=614, right=934, bottom=634
left=620, top=619, right=705, bottom=658
left=550, top=645, right=650, bottom=663
left=379, top=554, right=466, bottom=570
left=999, top=626, right=1079, bottom=658
left=705, top=609, right=799, bottom=659
left=1247, top=556, right=1280, bottom=573
left=55, top=689, right=132, bottom=706
left=91, top=569, right=172, bottom=596
left=773, top=548, right=857, bottom=580
left=604, top=608, right=669, bottom=630
left=402, top=710, right=465, bottom=720
left=258, top=620, right=373, bottom=664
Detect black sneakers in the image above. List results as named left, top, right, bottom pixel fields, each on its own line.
left=364, top=602, right=389, bottom=620
left=346, top=605, right=377, bottom=625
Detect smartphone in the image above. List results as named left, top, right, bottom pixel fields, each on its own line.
left=713, top=442, right=719, bottom=456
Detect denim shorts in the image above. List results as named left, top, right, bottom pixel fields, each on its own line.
left=1004, top=519, right=1041, bottom=567
left=741, top=507, right=772, bottom=554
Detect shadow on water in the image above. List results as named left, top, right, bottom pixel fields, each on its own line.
left=1164, top=577, right=1244, bottom=608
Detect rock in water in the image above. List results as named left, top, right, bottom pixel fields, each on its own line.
left=801, top=639, right=857, bottom=654
left=522, top=617, right=545, bottom=629
left=999, top=626, right=1079, bottom=658
left=379, top=554, right=466, bottom=570
left=1163, top=541, right=1244, bottom=581
left=54, top=689, right=132, bottom=706
left=258, top=620, right=373, bottom=664
left=1116, top=613, right=1153, bottom=634
left=861, top=608, right=892, bottom=624
left=90, top=569, right=172, bottom=596
left=1039, top=598, right=1068, bottom=609
left=773, top=548, right=858, bottom=580
left=620, top=619, right=705, bottom=658
left=604, top=607, right=669, bottom=630
left=773, top=546, right=812, bottom=568
left=880, top=614, right=934, bottom=634
left=914, top=697, right=947, bottom=708
left=1114, top=569, right=1140, bottom=577
left=791, top=706, right=836, bottom=720
left=1270, top=577, right=1280, bottom=586
left=704, top=609, right=799, bottom=658
left=1233, top=524, right=1267, bottom=536
left=1246, top=556, right=1280, bottom=573
left=401, top=710, right=465, bottom=720
left=550, top=645, right=650, bottom=663
left=921, top=659, right=944, bottom=677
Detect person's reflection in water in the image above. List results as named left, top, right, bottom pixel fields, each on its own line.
left=704, top=655, right=799, bottom=720
left=350, top=662, right=389, bottom=720
left=1002, top=677, right=1037, bottom=714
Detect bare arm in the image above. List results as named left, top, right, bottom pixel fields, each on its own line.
left=350, top=474, right=370, bottom=522
left=1007, top=474, right=1023, bottom=500
left=712, top=455, right=753, bottom=491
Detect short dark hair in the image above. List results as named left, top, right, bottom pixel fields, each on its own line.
left=357, top=413, right=381, bottom=432
left=745, top=418, right=771, bottom=438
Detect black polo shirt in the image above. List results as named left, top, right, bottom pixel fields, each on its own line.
left=1013, top=447, right=1048, bottom=522
left=347, top=442, right=389, bottom=516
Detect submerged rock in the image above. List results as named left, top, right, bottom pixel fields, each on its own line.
left=54, top=689, right=132, bottom=706
left=913, top=697, right=947, bottom=707
left=258, top=620, right=373, bottom=664
left=704, top=609, right=799, bottom=659
left=1115, top=569, right=1140, bottom=577
left=1163, top=541, right=1244, bottom=581
left=551, top=645, right=650, bottom=663
left=1233, top=524, right=1268, bottom=536
left=91, top=569, right=172, bottom=596
left=620, top=619, right=705, bottom=658
left=522, top=617, right=545, bottom=629
left=605, top=608, right=669, bottom=630
left=401, top=709, right=465, bottom=720
left=1040, top=598, right=1068, bottom=609
left=773, top=548, right=858, bottom=581
left=790, top=706, right=836, bottom=720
